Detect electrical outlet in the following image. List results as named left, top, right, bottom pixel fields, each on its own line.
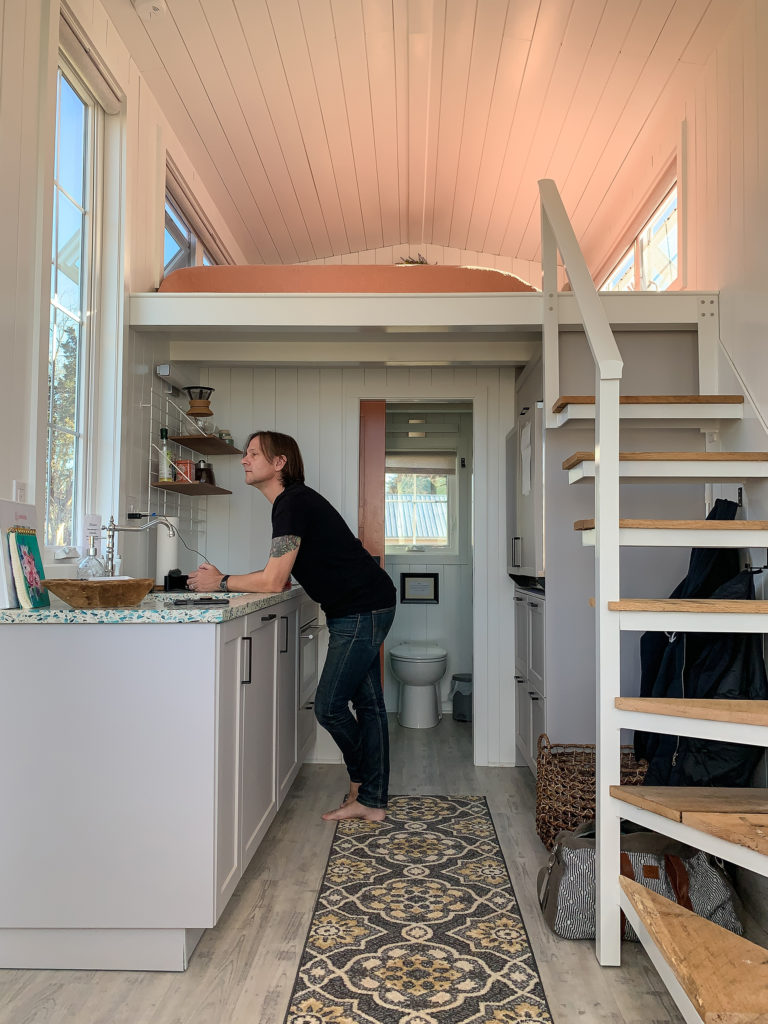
left=12, top=481, right=27, bottom=504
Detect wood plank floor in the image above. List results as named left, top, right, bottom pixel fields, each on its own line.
left=0, top=717, right=684, bottom=1024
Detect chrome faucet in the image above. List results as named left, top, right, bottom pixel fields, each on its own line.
left=101, top=514, right=177, bottom=577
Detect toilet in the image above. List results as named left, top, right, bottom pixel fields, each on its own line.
left=390, top=642, right=448, bottom=729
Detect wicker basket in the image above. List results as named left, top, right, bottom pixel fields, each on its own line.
left=535, top=733, right=647, bottom=850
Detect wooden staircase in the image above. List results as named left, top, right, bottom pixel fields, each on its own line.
left=537, top=180, right=768, bottom=1022
left=557, top=393, right=768, bottom=1021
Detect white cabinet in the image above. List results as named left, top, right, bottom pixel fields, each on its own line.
left=276, top=602, right=300, bottom=806
left=241, top=611, right=280, bottom=868
left=506, top=397, right=544, bottom=580
left=216, top=618, right=248, bottom=910
left=216, top=612, right=280, bottom=917
left=0, top=596, right=304, bottom=972
left=514, top=586, right=546, bottom=773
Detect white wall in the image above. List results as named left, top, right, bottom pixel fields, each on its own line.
left=199, top=364, right=516, bottom=766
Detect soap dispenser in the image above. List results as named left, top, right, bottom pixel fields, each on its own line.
left=77, top=537, right=106, bottom=579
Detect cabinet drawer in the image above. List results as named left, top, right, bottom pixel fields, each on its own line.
left=530, top=690, right=546, bottom=759
left=298, top=703, right=316, bottom=758
left=527, top=597, right=545, bottom=695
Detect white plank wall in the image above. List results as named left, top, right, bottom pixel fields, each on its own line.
left=200, top=364, right=517, bottom=767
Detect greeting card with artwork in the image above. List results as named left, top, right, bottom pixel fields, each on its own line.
left=7, top=527, right=49, bottom=608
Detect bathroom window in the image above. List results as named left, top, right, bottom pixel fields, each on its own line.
left=45, top=61, right=101, bottom=548
left=385, top=452, right=457, bottom=554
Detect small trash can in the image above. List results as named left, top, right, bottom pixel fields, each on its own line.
left=451, top=673, right=473, bottom=722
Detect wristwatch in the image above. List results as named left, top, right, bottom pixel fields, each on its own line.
left=219, top=574, right=230, bottom=592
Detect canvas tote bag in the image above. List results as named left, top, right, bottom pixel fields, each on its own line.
left=537, top=821, right=743, bottom=941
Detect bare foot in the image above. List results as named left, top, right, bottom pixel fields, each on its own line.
left=341, top=782, right=360, bottom=807
left=322, top=799, right=386, bottom=822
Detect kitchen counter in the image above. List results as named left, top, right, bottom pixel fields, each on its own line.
left=0, top=585, right=302, bottom=624
left=0, top=587, right=315, bottom=972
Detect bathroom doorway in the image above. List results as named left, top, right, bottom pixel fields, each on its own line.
left=381, top=402, right=474, bottom=735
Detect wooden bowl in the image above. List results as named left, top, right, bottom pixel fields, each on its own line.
left=41, top=578, right=155, bottom=609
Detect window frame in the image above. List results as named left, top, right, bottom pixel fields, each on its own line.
left=599, top=181, right=679, bottom=293
left=384, top=454, right=458, bottom=557
left=44, top=56, right=104, bottom=553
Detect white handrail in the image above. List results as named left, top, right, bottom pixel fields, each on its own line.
left=538, top=179, right=623, bottom=380
left=538, top=178, right=624, bottom=967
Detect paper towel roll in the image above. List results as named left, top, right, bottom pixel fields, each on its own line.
left=155, top=516, right=180, bottom=585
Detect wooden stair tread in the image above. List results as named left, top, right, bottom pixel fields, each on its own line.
left=682, top=812, right=768, bottom=855
left=574, top=518, right=768, bottom=531
left=615, top=697, right=768, bottom=726
left=610, top=785, right=768, bottom=819
left=608, top=598, right=768, bottom=613
left=563, top=451, right=768, bottom=471
left=619, top=875, right=768, bottom=1022
left=553, top=394, right=744, bottom=413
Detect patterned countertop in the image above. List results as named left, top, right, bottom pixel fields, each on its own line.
left=0, top=587, right=303, bottom=625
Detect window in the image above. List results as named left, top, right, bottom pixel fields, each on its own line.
left=601, top=185, right=678, bottom=292
left=385, top=452, right=457, bottom=554
left=46, top=64, right=101, bottom=547
left=164, top=193, right=218, bottom=274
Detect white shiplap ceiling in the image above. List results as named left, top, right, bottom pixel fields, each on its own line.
left=100, top=0, right=731, bottom=268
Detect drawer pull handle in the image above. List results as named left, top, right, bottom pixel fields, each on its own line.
left=261, top=613, right=277, bottom=621
left=280, top=615, right=289, bottom=654
left=241, top=636, right=252, bottom=684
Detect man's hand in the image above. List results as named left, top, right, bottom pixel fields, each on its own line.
left=188, top=562, right=224, bottom=592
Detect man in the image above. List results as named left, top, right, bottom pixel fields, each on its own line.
left=189, top=430, right=396, bottom=822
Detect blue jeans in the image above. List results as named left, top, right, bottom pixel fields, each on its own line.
left=314, top=606, right=396, bottom=809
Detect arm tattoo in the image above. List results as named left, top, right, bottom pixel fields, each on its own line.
left=270, top=535, right=301, bottom=558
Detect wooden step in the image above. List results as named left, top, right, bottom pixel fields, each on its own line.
left=552, top=394, right=744, bottom=428
left=606, top=599, right=768, bottom=634
left=619, top=875, right=768, bottom=1023
left=553, top=393, right=744, bottom=412
left=608, top=598, right=768, bottom=613
left=563, top=451, right=768, bottom=485
left=574, top=518, right=768, bottom=548
left=611, top=786, right=768, bottom=853
left=615, top=697, right=768, bottom=727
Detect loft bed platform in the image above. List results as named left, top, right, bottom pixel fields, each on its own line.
left=127, top=265, right=719, bottom=366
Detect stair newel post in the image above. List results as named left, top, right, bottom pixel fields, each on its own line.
left=595, top=370, right=623, bottom=966
left=540, top=199, right=560, bottom=430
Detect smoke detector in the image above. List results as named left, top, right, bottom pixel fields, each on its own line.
left=132, top=0, right=167, bottom=21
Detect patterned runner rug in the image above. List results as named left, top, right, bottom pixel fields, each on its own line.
left=284, top=795, right=553, bottom=1023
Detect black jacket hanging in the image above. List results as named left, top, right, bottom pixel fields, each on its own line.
left=634, top=499, right=767, bottom=787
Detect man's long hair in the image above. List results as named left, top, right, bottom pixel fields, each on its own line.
left=247, top=430, right=305, bottom=487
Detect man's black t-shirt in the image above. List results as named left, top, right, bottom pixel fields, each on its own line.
left=271, top=483, right=396, bottom=619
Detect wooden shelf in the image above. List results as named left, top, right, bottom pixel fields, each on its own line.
left=169, top=434, right=242, bottom=456
left=619, top=876, right=768, bottom=1023
left=611, top=785, right=768, bottom=853
left=615, top=697, right=768, bottom=726
left=151, top=482, right=232, bottom=496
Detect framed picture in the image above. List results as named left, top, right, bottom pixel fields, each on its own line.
left=400, top=572, right=439, bottom=604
